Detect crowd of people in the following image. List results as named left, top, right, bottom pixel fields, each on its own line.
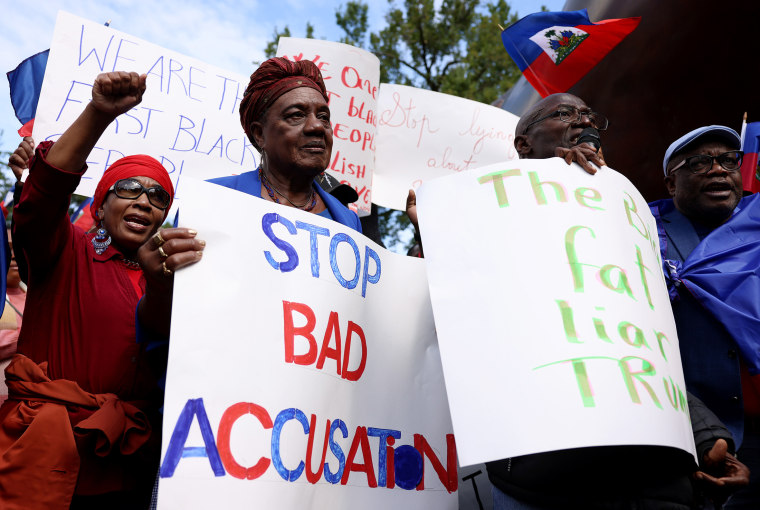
left=0, top=55, right=757, bottom=510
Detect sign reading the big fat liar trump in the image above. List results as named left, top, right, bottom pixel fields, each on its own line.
left=372, top=84, right=520, bottom=211
left=417, top=159, right=696, bottom=466
left=32, top=11, right=256, bottom=199
left=157, top=178, right=457, bottom=509
left=277, top=37, right=379, bottom=216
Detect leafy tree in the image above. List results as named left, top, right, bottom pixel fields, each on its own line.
left=364, top=0, right=520, bottom=104
left=263, top=23, right=316, bottom=59
left=335, top=1, right=369, bottom=47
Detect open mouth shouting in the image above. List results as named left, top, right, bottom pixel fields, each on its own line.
left=124, top=213, right=153, bottom=232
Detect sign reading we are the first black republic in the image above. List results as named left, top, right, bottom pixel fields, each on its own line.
left=34, top=11, right=255, bottom=200
left=158, top=179, right=456, bottom=509
left=418, top=159, right=696, bottom=467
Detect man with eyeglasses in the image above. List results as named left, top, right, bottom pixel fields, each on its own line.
left=513, top=92, right=608, bottom=174
left=650, top=125, right=760, bottom=508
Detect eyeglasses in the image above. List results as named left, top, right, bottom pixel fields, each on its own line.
left=108, top=178, right=171, bottom=210
left=669, top=151, right=744, bottom=175
left=523, top=105, right=609, bottom=134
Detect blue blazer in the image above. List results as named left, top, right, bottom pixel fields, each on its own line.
left=207, top=170, right=362, bottom=233
left=650, top=198, right=745, bottom=447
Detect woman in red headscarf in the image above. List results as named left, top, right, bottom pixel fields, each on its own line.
left=208, top=57, right=362, bottom=231
left=0, top=72, right=204, bottom=509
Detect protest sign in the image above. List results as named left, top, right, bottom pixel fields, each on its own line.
left=277, top=37, right=379, bottom=216
left=157, top=178, right=456, bottom=509
left=33, top=11, right=256, bottom=199
left=275, top=38, right=521, bottom=214
left=417, top=159, right=696, bottom=467
left=373, top=84, right=519, bottom=211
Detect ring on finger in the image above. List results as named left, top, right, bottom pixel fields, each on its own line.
left=158, top=246, right=168, bottom=260
left=162, top=261, right=173, bottom=277
left=152, top=231, right=166, bottom=248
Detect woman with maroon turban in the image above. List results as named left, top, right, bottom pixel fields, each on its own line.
left=0, top=72, right=204, bottom=509
left=208, top=57, right=362, bottom=231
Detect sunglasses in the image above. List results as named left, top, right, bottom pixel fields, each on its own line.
left=108, top=178, right=171, bottom=210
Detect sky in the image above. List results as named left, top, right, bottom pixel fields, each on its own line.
left=0, top=0, right=564, bottom=156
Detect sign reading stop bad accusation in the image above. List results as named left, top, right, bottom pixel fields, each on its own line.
left=158, top=178, right=456, bottom=509
left=418, top=159, right=696, bottom=466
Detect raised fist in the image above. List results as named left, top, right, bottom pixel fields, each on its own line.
left=90, top=71, right=147, bottom=117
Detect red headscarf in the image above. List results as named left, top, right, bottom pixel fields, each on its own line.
left=239, top=57, right=329, bottom=150
left=90, top=155, right=174, bottom=222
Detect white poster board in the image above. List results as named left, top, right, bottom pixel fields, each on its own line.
left=157, top=179, right=456, bottom=509
left=373, top=84, right=520, bottom=211
left=277, top=38, right=379, bottom=216
left=33, top=11, right=256, bottom=199
left=417, top=159, right=696, bottom=467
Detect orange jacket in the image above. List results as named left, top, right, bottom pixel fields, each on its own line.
left=0, top=354, right=152, bottom=510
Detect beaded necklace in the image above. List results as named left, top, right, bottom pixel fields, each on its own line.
left=259, top=167, right=317, bottom=211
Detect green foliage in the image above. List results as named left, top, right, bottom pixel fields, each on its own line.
left=264, top=22, right=317, bottom=60
left=305, top=22, right=316, bottom=40
left=377, top=206, right=413, bottom=252
left=0, top=131, right=17, bottom=201
left=365, top=0, right=520, bottom=104
left=336, top=1, right=368, bottom=47
left=264, top=26, right=291, bottom=59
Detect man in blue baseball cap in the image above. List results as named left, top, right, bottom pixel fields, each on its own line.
left=651, top=125, right=760, bottom=508
left=661, top=125, right=744, bottom=229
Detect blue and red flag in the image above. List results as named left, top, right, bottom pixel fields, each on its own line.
left=501, top=9, right=640, bottom=98
left=651, top=194, right=760, bottom=374
left=71, top=197, right=95, bottom=231
left=740, top=117, right=760, bottom=194
left=6, top=50, right=49, bottom=137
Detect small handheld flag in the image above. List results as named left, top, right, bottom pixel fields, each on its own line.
left=501, top=9, right=640, bottom=97
left=6, top=50, right=49, bottom=137
left=71, top=197, right=95, bottom=231
left=740, top=113, right=760, bottom=194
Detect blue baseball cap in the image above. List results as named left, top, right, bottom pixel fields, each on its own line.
left=663, top=125, right=741, bottom=176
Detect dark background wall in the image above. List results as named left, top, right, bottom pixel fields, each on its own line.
left=500, top=0, right=760, bottom=201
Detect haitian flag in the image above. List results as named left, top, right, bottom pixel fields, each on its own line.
left=6, top=50, right=49, bottom=137
left=740, top=118, right=760, bottom=194
left=501, top=10, right=640, bottom=97
left=651, top=194, right=760, bottom=374
left=71, top=197, right=95, bottom=231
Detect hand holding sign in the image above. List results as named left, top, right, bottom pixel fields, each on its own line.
left=9, top=137, right=34, bottom=180
left=554, top=143, right=606, bottom=175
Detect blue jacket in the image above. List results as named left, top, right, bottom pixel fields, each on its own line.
left=649, top=194, right=760, bottom=447
left=207, top=170, right=362, bottom=233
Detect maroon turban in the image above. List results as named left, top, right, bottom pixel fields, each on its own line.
left=239, top=57, right=329, bottom=150
left=90, top=155, right=174, bottom=222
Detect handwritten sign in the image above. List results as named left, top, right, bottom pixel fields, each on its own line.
left=33, top=11, right=257, bottom=199
left=277, top=38, right=379, bottom=216
left=417, top=159, right=696, bottom=467
left=157, top=178, right=456, bottom=509
left=373, top=84, right=519, bottom=211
